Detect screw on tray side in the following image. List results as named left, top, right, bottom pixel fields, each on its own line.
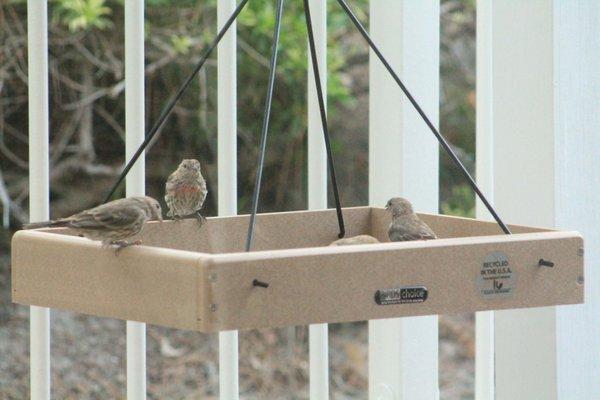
left=252, top=279, right=269, bottom=288
left=538, top=259, right=555, bottom=268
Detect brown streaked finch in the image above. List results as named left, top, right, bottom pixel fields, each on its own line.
left=23, top=196, right=162, bottom=251
left=385, top=197, right=437, bottom=242
left=329, top=234, right=380, bottom=246
left=164, top=159, right=207, bottom=223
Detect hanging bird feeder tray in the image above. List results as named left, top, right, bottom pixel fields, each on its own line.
left=12, top=0, right=584, bottom=332
left=12, top=207, right=583, bottom=332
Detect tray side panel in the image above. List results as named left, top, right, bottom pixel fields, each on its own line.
left=205, top=232, right=583, bottom=331
left=370, top=207, right=551, bottom=241
left=98, top=206, right=371, bottom=254
left=12, top=231, right=203, bottom=331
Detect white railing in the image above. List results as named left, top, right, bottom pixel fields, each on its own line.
left=124, top=1, right=147, bottom=399
left=307, top=1, right=329, bottom=399
left=217, top=0, right=240, bottom=398
left=368, top=1, right=440, bottom=398
left=27, top=0, right=51, bottom=398
left=24, top=1, right=599, bottom=399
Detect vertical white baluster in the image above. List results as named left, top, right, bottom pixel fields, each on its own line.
left=474, top=1, right=494, bottom=399
left=217, top=0, right=239, bottom=399
left=368, top=1, right=440, bottom=399
left=27, top=1, right=51, bottom=399
left=125, top=1, right=146, bottom=399
left=307, top=0, right=329, bottom=399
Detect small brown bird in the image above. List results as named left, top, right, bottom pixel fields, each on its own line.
left=386, top=197, right=437, bottom=241
left=164, top=159, right=207, bottom=222
left=24, top=196, right=162, bottom=250
left=329, top=235, right=380, bottom=246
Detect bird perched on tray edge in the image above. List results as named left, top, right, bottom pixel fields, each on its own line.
left=386, top=197, right=437, bottom=241
left=23, top=196, right=162, bottom=251
left=164, top=159, right=207, bottom=223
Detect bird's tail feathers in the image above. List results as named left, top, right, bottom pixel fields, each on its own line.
left=23, top=219, right=69, bottom=230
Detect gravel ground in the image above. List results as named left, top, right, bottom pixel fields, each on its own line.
left=0, top=254, right=474, bottom=399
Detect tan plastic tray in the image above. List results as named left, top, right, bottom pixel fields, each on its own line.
left=12, top=207, right=584, bottom=332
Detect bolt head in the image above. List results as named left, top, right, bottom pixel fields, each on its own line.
left=209, top=304, right=218, bottom=312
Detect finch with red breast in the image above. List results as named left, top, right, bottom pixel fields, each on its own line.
left=24, top=196, right=162, bottom=250
left=164, top=159, right=207, bottom=223
left=386, top=197, right=437, bottom=242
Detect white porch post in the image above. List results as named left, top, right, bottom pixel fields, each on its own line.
left=553, top=3, right=600, bottom=397
left=217, top=0, right=239, bottom=399
left=486, top=2, right=556, bottom=399
left=479, top=1, right=600, bottom=399
left=368, top=1, right=440, bottom=399
left=307, top=0, right=329, bottom=399
left=125, top=1, right=146, bottom=399
left=27, top=1, right=51, bottom=398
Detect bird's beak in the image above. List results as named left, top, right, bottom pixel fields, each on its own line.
left=385, top=204, right=390, bottom=210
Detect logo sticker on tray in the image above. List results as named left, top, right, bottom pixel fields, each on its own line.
left=374, top=286, right=428, bottom=305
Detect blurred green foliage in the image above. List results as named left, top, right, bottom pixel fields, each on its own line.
left=1, top=0, right=476, bottom=232
left=53, top=0, right=113, bottom=31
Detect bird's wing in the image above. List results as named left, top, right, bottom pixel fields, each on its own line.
left=390, top=230, right=428, bottom=242
left=389, top=215, right=437, bottom=241
left=408, top=216, right=437, bottom=240
left=70, top=204, right=145, bottom=231
left=415, top=224, right=437, bottom=240
left=165, top=172, right=179, bottom=192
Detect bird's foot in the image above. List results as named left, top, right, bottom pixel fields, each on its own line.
left=195, top=212, right=206, bottom=226
left=172, top=215, right=182, bottom=222
left=111, top=240, right=142, bottom=255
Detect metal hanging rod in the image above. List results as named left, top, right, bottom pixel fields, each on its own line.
left=246, top=0, right=348, bottom=251
left=336, top=0, right=511, bottom=235
left=103, top=0, right=250, bottom=203
left=303, top=0, right=345, bottom=239
left=105, top=0, right=508, bottom=242
left=245, top=0, right=285, bottom=252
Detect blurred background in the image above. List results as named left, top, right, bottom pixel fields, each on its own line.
left=0, top=0, right=476, bottom=398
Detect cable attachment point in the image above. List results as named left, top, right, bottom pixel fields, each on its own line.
left=253, top=279, right=270, bottom=288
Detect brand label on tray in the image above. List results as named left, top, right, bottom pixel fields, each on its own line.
left=374, top=286, right=428, bottom=305
left=476, top=251, right=517, bottom=298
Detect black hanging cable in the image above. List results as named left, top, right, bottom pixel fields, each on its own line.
left=245, top=0, right=285, bottom=252
left=336, top=0, right=511, bottom=235
left=303, top=0, right=345, bottom=239
left=103, top=0, right=251, bottom=204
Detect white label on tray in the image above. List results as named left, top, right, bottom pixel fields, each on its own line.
left=477, top=251, right=516, bottom=298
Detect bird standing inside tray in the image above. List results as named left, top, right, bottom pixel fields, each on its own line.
left=385, top=197, right=437, bottom=241
left=24, top=196, right=163, bottom=251
left=164, top=159, right=207, bottom=224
